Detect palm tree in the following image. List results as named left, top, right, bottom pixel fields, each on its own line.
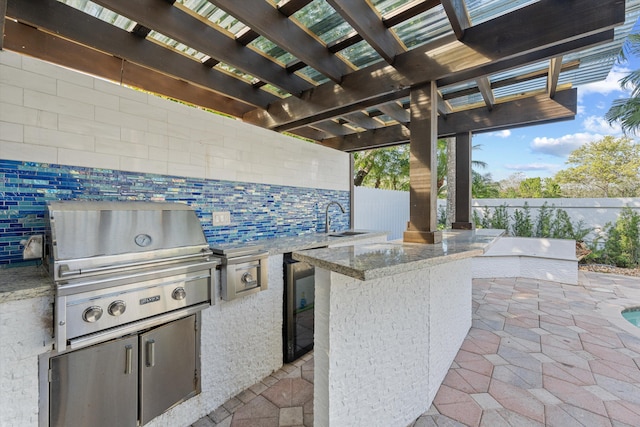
left=606, top=33, right=640, bottom=134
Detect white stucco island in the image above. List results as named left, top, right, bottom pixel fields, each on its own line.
left=292, top=229, right=504, bottom=427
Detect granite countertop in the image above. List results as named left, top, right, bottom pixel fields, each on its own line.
left=1, top=230, right=389, bottom=303
left=214, top=230, right=389, bottom=255
left=0, top=264, right=53, bottom=304
left=292, top=229, right=505, bottom=281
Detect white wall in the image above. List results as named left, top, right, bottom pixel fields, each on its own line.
left=0, top=50, right=349, bottom=191
left=354, top=187, right=640, bottom=242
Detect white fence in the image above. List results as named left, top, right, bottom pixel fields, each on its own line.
left=353, top=187, right=640, bottom=242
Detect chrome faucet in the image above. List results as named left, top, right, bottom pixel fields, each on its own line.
left=325, top=201, right=346, bottom=233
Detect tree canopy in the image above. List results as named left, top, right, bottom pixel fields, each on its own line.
left=606, top=33, right=640, bottom=134
left=554, top=136, right=640, bottom=197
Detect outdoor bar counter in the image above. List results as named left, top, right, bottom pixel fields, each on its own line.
left=293, top=229, right=504, bottom=427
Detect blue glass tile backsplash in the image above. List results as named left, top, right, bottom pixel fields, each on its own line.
left=0, top=159, right=350, bottom=266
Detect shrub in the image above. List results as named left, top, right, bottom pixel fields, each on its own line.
left=535, top=202, right=554, bottom=237
left=490, top=204, right=510, bottom=230
left=512, top=202, right=533, bottom=237
left=602, top=206, right=640, bottom=268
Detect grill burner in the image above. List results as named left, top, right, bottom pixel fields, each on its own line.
left=45, top=201, right=218, bottom=352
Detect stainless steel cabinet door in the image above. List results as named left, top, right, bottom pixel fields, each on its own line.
left=49, top=335, right=139, bottom=427
left=139, top=315, right=197, bottom=425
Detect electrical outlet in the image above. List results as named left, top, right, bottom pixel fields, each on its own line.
left=212, top=211, right=231, bottom=226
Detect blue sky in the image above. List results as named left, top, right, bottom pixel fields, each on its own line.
left=472, top=58, right=637, bottom=182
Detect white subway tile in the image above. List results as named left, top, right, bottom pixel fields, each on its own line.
left=148, top=119, right=169, bottom=137
left=0, top=121, right=24, bottom=142
left=58, top=148, right=120, bottom=170
left=24, top=126, right=94, bottom=151
left=167, top=149, right=190, bottom=164
left=22, top=56, right=95, bottom=89
left=121, top=128, right=146, bottom=143
left=144, top=132, right=169, bottom=148
left=58, top=114, right=120, bottom=140
left=95, top=106, right=148, bottom=132
left=1, top=65, right=57, bottom=95
left=24, top=89, right=94, bottom=120
left=166, top=122, right=190, bottom=139
left=119, top=98, right=168, bottom=122
left=147, top=92, right=190, bottom=113
left=57, top=80, right=119, bottom=111
left=120, top=156, right=168, bottom=175
left=93, top=79, right=149, bottom=103
left=168, top=136, right=190, bottom=152
left=149, top=147, right=169, bottom=161
left=168, top=162, right=205, bottom=179
left=96, top=137, right=149, bottom=159
left=0, top=50, right=22, bottom=68
left=0, top=141, right=58, bottom=163
left=0, top=83, right=23, bottom=106
left=0, top=104, right=56, bottom=130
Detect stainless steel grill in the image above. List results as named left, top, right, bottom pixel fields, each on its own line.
left=45, top=201, right=218, bottom=352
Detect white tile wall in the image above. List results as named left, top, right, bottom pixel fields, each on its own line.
left=0, top=50, right=349, bottom=191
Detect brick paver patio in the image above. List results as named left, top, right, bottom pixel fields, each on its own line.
left=193, top=271, right=640, bottom=427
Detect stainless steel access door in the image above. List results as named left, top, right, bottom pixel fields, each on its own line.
left=49, top=335, right=139, bottom=427
left=139, top=315, right=198, bottom=425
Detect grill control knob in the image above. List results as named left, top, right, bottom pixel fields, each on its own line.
left=108, top=300, right=126, bottom=316
left=172, top=287, right=186, bottom=300
left=82, top=306, right=103, bottom=323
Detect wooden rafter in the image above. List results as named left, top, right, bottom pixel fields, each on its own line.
left=326, top=0, right=405, bottom=64
left=208, top=0, right=352, bottom=83
left=7, top=0, right=278, bottom=108
left=378, top=102, right=411, bottom=125
left=441, top=60, right=580, bottom=100
left=342, top=112, right=383, bottom=130
left=547, top=56, right=563, bottom=98
left=3, top=20, right=255, bottom=118
left=476, top=76, right=496, bottom=110
left=243, top=0, right=622, bottom=131
left=91, top=0, right=312, bottom=97
left=441, top=0, right=471, bottom=40
left=320, top=89, right=578, bottom=151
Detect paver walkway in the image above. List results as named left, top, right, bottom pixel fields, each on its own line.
left=192, top=271, right=640, bottom=427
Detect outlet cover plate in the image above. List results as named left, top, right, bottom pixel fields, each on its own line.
left=212, top=211, right=231, bottom=226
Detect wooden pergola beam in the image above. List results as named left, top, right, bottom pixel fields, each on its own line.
left=244, top=0, right=622, bottom=131
left=7, top=0, right=277, bottom=108
left=320, top=88, right=578, bottom=151
left=547, top=56, right=563, bottom=98
left=476, top=76, right=495, bottom=110
left=92, top=0, right=312, bottom=97
left=441, top=0, right=471, bottom=40
left=209, top=0, right=352, bottom=83
left=327, top=0, right=405, bottom=64
left=2, top=20, right=255, bottom=118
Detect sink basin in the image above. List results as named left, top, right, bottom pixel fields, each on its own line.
left=329, top=231, right=368, bottom=238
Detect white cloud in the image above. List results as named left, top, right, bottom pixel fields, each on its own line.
left=530, top=133, right=602, bottom=157
left=503, top=162, right=560, bottom=172
left=582, top=116, right=622, bottom=135
left=492, top=130, right=511, bottom=138
left=579, top=65, right=631, bottom=98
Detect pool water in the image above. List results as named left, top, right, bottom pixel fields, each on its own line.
left=622, top=308, right=640, bottom=327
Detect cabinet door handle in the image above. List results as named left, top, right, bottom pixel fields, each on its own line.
left=146, top=339, right=155, bottom=367
left=124, top=344, right=133, bottom=375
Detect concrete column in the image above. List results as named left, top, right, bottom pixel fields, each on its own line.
left=404, top=82, right=442, bottom=244
left=452, top=131, right=474, bottom=229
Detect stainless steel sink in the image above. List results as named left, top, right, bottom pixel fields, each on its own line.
left=329, top=231, right=368, bottom=237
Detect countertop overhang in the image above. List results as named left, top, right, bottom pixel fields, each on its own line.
left=292, top=229, right=505, bottom=281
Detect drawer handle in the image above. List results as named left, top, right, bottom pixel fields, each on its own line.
left=146, top=339, right=155, bottom=367
left=125, top=344, right=133, bottom=375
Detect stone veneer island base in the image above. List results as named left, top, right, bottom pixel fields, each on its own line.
left=293, top=229, right=503, bottom=427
